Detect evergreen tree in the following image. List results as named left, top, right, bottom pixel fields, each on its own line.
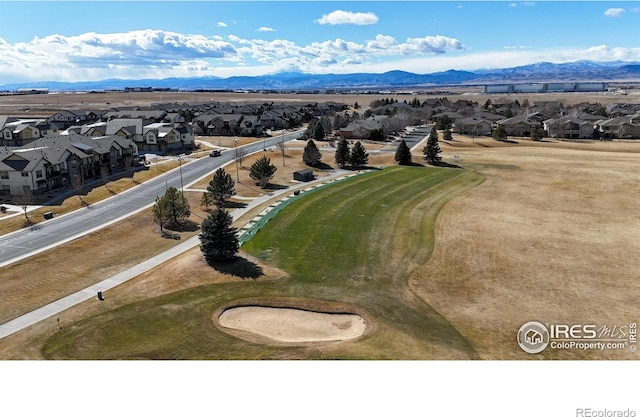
left=443, top=128, right=453, bottom=141
left=350, top=141, right=369, bottom=168
left=334, top=138, right=350, bottom=168
left=368, top=128, right=384, bottom=141
left=302, top=139, right=322, bottom=166
left=207, top=167, right=235, bottom=207
left=152, top=195, right=168, bottom=233
left=435, top=115, right=452, bottom=130
left=530, top=125, right=543, bottom=141
left=314, top=122, right=325, bottom=141
left=492, top=125, right=508, bottom=141
left=153, top=186, right=190, bottom=229
left=199, top=208, right=239, bottom=264
left=249, top=155, right=277, bottom=187
left=394, top=139, right=412, bottom=165
left=200, top=192, right=213, bottom=212
left=306, top=118, right=319, bottom=139
left=423, top=127, right=442, bottom=165
left=320, top=116, right=333, bottom=137
left=163, top=186, right=191, bottom=225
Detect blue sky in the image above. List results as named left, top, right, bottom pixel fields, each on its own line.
left=0, top=1, right=638, bottom=83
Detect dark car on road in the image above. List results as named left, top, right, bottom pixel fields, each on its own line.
left=210, top=150, right=222, bottom=157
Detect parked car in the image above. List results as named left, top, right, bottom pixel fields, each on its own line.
left=209, top=150, right=222, bottom=157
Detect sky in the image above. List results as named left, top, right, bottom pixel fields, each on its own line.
left=0, top=1, right=639, bottom=83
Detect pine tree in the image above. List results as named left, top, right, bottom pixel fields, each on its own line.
left=249, top=155, right=277, bottom=187
left=394, top=139, right=412, bottom=165
left=153, top=186, right=190, bottom=229
left=423, top=127, right=442, bottom=165
left=207, top=167, right=235, bottom=207
left=334, top=138, right=350, bottom=168
left=199, top=208, right=239, bottom=264
left=350, top=141, right=368, bottom=168
left=165, top=186, right=191, bottom=225
left=302, top=139, right=322, bottom=166
left=314, top=123, right=325, bottom=141
left=443, top=128, right=453, bottom=141
left=492, top=125, right=508, bottom=141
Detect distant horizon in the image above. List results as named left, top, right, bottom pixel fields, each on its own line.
left=1, top=1, right=640, bottom=84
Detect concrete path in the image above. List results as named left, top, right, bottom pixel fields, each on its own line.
left=0, top=169, right=358, bottom=340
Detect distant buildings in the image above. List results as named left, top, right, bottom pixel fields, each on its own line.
left=484, top=83, right=606, bottom=94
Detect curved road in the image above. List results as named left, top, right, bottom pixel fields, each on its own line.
left=0, top=131, right=304, bottom=268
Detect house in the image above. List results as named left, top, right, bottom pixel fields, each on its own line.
left=543, top=116, right=594, bottom=139
left=596, top=115, right=640, bottom=139
left=496, top=115, right=541, bottom=137
left=143, top=123, right=195, bottom=152
left=454, top=117, right=493, bottom=136
left=293, top=169, right=314, bottom=182
left=0, top=133, right=137, bottom=197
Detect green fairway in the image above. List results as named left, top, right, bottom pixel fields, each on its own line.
left=42, top=166, right=484, bottom=359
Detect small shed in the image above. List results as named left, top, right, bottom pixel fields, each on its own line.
left=293, top=169, right=314, bottom=182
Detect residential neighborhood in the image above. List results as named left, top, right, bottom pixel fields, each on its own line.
left=1, top=94, right=640, bottom=198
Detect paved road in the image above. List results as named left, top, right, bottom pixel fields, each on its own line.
left=0, top=130, right=304, bottom=268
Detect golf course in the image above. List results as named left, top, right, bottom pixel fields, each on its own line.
left=39, top=166, right=484, bottom=359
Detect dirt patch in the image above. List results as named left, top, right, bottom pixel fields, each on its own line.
left=217, top=306, right=367, bottom=344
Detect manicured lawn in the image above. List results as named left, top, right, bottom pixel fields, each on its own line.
left=42, top=165, right=484, bottom=359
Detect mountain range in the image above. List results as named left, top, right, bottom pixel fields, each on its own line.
left=2, top=60, right=640, bottom=92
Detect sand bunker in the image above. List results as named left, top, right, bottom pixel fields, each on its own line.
left=218, top=306, right=367, bottom=343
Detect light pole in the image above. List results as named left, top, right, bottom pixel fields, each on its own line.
left=233, top=137, right=240, bottom=182
left=281, top=131, right=285, bottom=166
left=177, top=154, right=184, bottom=193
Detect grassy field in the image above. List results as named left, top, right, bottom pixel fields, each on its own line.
left=37, top=166, right=483, bottom=359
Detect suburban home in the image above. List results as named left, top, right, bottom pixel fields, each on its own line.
left=3, top=121, right=43, bottom=146
left=142, top=123, right=195, bottom=152
left=339, top=115, right=389, bottom=140
left=496, top=115, right=542, bottom=137
left=543, top=116, right=594, bottom=139
left=454, top=117, right=493, bottom=136
left=238, top=115, right=263, bottom=136
left=596, top=114, right=640, bottom=139
left=46, top=110, right=101, bottom=130
left=0, top=133, right=137, bottom=197
left=260, top=110, right=289, bottom=129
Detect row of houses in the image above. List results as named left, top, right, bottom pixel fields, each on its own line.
left=1, top=133, right=137, bottom=197
left=451, top=113, right=640, bottom=139
left=1, top=114, right=194, bottom=153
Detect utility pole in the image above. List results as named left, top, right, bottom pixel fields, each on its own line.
left=233, top=137, right=240, bottom=182
left=177, top=154, right=184, bottom=193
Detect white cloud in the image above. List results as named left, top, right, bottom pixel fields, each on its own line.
left=604, top=8, right=625, bottom=17
left=216, top=22, right=227, bottom=28
left=316, top=10, right=379, bottom=25
left=257, top=27, right=275, bottom=32
left=1, top=28, right=639, bottom=83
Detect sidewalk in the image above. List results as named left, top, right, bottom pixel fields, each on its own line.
left=0, top=168, right=359, bottom=340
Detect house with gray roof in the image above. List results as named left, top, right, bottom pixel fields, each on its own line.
left=0, top=133, right=137, bottom=197
left=543, top=116, right=594, bottom=139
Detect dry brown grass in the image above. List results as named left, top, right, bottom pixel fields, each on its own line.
left=2, top=90, right=639, bottom=115
left=411, top=135, right=640, bottom=359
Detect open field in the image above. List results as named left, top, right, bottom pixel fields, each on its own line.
left=2, top=89, right=640, bottom=116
